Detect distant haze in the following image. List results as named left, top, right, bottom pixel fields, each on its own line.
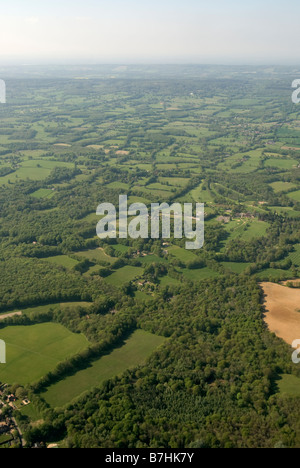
left=0, top=0, right=299, bottom=65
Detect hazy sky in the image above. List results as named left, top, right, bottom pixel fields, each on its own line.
left=0, top=0, right=299, bottom=64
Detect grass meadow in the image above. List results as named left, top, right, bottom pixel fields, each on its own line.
left=276, top=374, right=300, bottom=397
left=42, top=329, right=166, bottom=407
left=0, top=323, right=89, bottom=385
left=104, top=265, right=144, bottom=286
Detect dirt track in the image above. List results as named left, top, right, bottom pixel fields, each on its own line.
left=0, top=311, right=22, bottom=321
left=261, top=282, right=300, bottom=345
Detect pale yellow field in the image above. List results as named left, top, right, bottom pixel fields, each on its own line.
left=86, top=145, right=104, bottom=150
left=261, top=282, right=300, bottom=345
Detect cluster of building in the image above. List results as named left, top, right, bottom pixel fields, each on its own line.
left=0, top=385, right=30, bottom=447
left=0, top=418, right=16, bottom=446
left=217, top=212, right=256, bottom=224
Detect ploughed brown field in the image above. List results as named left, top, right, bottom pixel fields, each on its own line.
left=261, top=281, right=300, bottom=345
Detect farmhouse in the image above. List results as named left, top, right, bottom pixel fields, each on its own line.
left=236, top=212, right=254, bottom=219
left=217, top=215, right=230, bottom=223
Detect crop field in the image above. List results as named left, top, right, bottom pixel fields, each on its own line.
left=190, top=183, right=215, bottom=203
left=0, top=323, right=89, bottom=385
left=42, top=329, right=166, bottom=407
left=261, top=282, right=300, bottom=345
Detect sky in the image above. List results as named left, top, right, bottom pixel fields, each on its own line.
left=0, top=0, right=299, bottom=65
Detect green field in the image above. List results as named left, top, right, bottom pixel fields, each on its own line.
left=139, top=254, right=167, bottom=264
left=20, top=402, right=42, bottom=422
left=182, top=267, right=219, bottom=281
left=42, top=329, right=166, bottom=408
left=0, top=323, right=89, bottom=385
left=44, top=255, right=79, bottom=269
left=265, top=158, right=298, bottom=169
left=255, top=268, right=294, bottom=281
left=132, top=186, right=172, bottom=200
left=146, top=183, right=174, bottom=192
left=113, top=244, right=130, bottom=254
left=76, top=248, right=115, bottom=264
left=276, top=374, right=300, bottom=397
left=0, top=159, right=74, bottom=185
left=104, top=265, right=144, bottom=286
left=218, top=149, right=263, bottom=173
left=134, top=291, right=153, bottom=302
left=288, top=190, right=300, bottom=202
left=221, top=262, right=252, bottom=273
left=0, top=433, right=13, bottom=445
left=168, top=245, right=198, bottom=263
left=288, top=244, right=300, bottom=267
left=30, top=188, right=56, bottom=199
left=106, top=181, right=130, bottom=190
left=270, top=181, right=298, bottom=193
left=159, top=276, right=181, bottom=287
left=159, top=177, right=189, bottom=187
left=223, top=219, right=269, bottom=243
left=268, top=206, right=300, bottom=218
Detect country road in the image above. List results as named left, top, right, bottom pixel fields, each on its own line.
left=11, top=417, right=25, bottom=448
